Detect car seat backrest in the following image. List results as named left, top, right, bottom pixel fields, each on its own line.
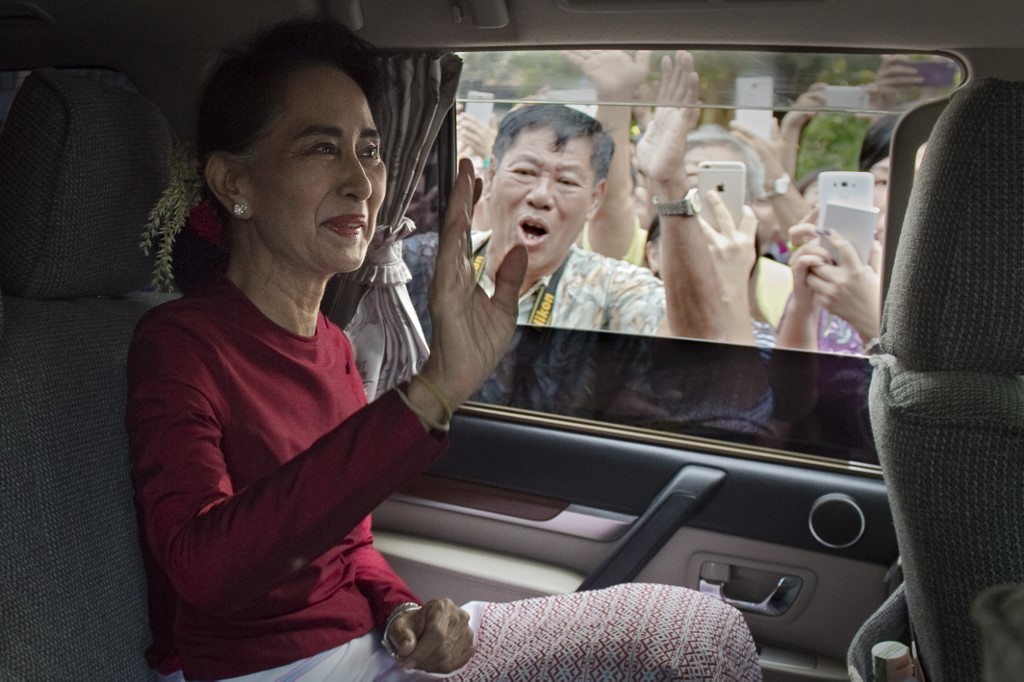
left=869, top=77, right=1024, bottom=681
left=884, top=77, right=1024, bottom=374
left=0, top=68, right=174, bottom=679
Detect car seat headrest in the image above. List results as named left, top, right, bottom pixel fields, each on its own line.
left=0, top=68, right=174, bottom=299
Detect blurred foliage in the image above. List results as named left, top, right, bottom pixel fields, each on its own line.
left=797, top=114, right=871, bottom=178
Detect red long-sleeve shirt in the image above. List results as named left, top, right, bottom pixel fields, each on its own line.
left=126, top=275, right=447, bottom=680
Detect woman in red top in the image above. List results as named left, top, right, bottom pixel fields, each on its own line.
left=127, top=17, right=762, bottom=682
left=127, top=17, right=525, bottom=681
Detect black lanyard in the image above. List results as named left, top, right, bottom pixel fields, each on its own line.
left=472, top=239, right=568, bottom=326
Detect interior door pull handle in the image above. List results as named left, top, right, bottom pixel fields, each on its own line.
left=698, top=575, right=802, bottom=616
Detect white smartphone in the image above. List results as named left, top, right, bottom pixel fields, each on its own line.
left=815, top=171, right=875, bottom=230
left=734, top=76, right=775, bottom=140
left=821, top=85, right=870, bottom=110
left=820, top=201, right=880, bottom=264
left=463, top=90, right=495, bottom=123
left=698, top=161, right=747, bottom=229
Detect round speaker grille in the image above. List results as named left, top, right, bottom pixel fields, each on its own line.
left=809, top=493, right=865, bottom=549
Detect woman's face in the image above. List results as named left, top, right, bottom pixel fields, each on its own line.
left=236, top=65, right=386, bottom=279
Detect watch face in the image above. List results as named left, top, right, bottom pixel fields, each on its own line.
left=688, top=187, right=702, bottom=214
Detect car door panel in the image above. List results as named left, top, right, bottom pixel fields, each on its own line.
left=372, top=411, right=896, bottom=680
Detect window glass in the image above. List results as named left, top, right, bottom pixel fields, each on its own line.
left=405, top=49, right=959, bottom=466
left=457, top=51, right=960, bottom=113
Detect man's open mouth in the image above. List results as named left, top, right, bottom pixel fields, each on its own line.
left=517, top=218, right=549, bottom=245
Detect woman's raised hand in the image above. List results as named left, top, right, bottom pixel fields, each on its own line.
left=416, top=159, right=527, bottom=413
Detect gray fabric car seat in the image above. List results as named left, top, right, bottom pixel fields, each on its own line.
left=867, top=77, right=1024, bottom=681
left=0, top=68, right=174, bottom=680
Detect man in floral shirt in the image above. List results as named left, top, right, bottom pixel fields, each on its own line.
left=408, top=103, right=668, bottom=337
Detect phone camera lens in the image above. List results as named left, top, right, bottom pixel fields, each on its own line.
left=841, top=181, right=848, bottom=187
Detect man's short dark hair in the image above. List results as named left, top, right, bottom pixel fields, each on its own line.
left=491, top=105, right=614, bottom=182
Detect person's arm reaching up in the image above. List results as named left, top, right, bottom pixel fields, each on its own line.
left=565, top=49, right=651, bottom=260
left=636, top=51, right=755, bottom=343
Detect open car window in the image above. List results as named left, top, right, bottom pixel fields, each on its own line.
left=404, top=48, right=962, bottom=470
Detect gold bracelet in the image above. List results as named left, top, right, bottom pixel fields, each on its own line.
left=394, top=386, right=450, bottom=433
left=411, top=374, right=454, bottom=424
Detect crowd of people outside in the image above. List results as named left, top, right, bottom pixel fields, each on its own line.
left=407, top=50, right=939, bottom=357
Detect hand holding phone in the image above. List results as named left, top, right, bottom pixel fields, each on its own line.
left=463, top=90, right=495, bottom=123
left=911, top=61, right=958, bottom=87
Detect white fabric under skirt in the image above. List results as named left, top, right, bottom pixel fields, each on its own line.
left=158, top=584, right=762, bottom=681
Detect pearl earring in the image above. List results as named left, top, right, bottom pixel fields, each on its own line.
left=232, top=202, right=247, bottom=217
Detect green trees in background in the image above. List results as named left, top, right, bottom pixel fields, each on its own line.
left=797, top=114, right=871, bottom=178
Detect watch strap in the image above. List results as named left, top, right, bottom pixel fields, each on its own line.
left=653, top=187, right=701, bottom=216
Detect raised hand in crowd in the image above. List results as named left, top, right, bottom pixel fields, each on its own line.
left=456, top=106, right=498, bottom=173
left=637, top=51, right=756, bottom=344
left=564, top=49, right=653, bottom=261
left=867, top=54, right=925, bottom=112
left=778, top=82, right=827, bottom=176
left=564, top=48, right=652, bottom=102
left=702, top=190, right=759, bottom=343
left=776, top=215, right=881, bottom=352
left=729, top=118, right=811, bottom=235
left=808, top=232, right=881, bottom=343
left=455, top=106, right=498, bottom=231
left=775, top=239, right=828, bottom=351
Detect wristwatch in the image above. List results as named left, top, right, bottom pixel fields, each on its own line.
left=764, top=172, right=791, bottom=198
left=653, top=187, right=702, bottom=217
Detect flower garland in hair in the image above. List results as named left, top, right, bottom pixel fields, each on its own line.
left=140, top=142, right=224, bottom=291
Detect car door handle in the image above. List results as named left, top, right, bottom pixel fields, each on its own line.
left=698, top=575, right=803, bottom=617
left=578, top=465, right=727, bottom=592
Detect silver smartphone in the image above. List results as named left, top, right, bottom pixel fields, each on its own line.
left=698, top=161, right=747, bottom=229
left=734, top=76, right=775, bottom=140
left=821, top=85, right=870, bottom=110
left=815, top=171, right=875, bottom=230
